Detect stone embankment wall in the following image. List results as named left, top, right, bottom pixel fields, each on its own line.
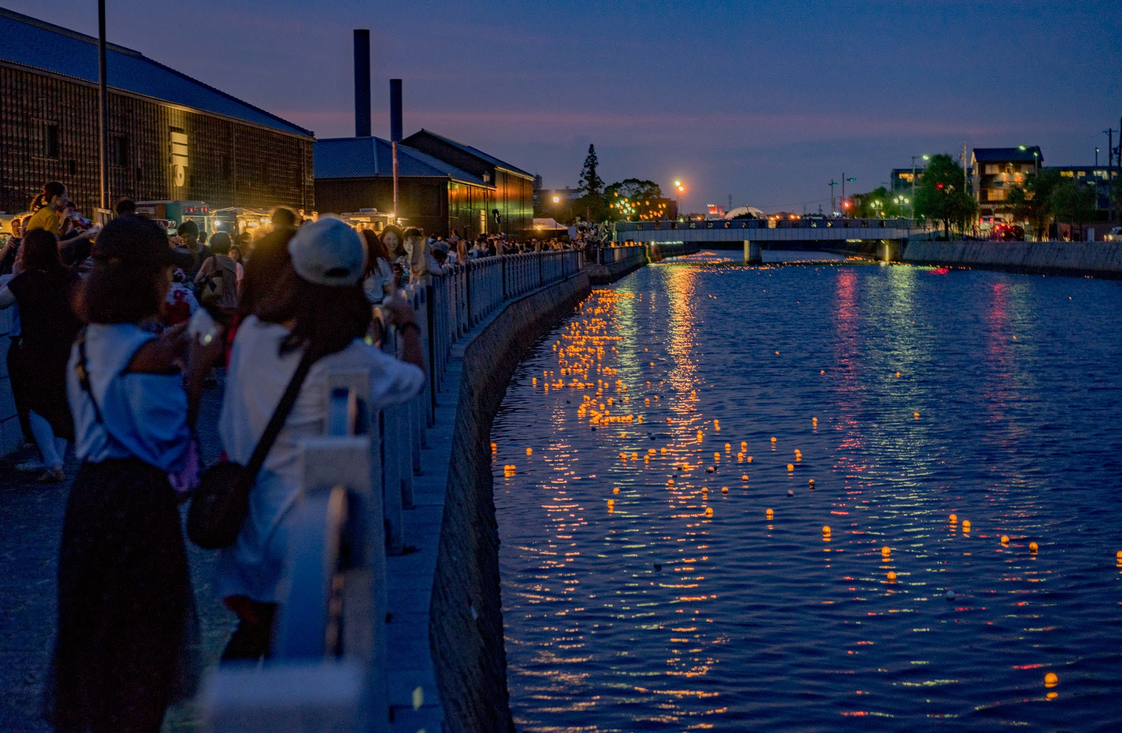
left=430, top=271, right=592, bottom=733
left=648, top=242, right=700, bottom=261
left=902, top=240, right=1122, bottom=278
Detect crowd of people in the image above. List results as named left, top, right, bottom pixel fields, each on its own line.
left=0, top=180, right=593, bottom=732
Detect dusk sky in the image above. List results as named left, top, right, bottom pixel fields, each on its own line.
left=13, top=0, right=1122, bottom=213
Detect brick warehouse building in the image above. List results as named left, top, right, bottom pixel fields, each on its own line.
left=0, top=8, right=313, bottom=217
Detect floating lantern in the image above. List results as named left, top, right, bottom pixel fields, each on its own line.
left=896, top=371, right=901, bottom=377
left=705, top=507, right=714, bottom=517
left=914, top=412, right=920, bottom=419
left=822, top=526, right=831, bottom=536
left=812, top=417, right=818, bottom=424
left=668, top=478, right=675, bottom=486
left=714, top=452, right=721, bottom=462
left=765, top=508, right=774, bottom=519
left=721, top=486, right=728, bottom=494
left=771, top=437, right=778, bottom=444
left=1001, top=535, right=1010, bottom=545
left=881, top=546, right=891, bottom=557
left=747, top=456, right=753, bottom=463
left=741, top=441, right=748, bottom=451
left=725, top=443, right=731, bottom=453
left=809, top=479, right=815, bottom=489
left=1116, top=550, right=1122, bottom=562
left=787, top=464, right=795, bottom=471
left=612, top=487, right=620, bottom=494
left=491, top=442, right=498, bottom=452
left=1029, top=542, right=1039, bottom=553
left=962, top=520, right=971, bottom=532
left=607, top=499, right=615, bottom=510
left=887, top=571, right=897, bottom=582
left=787, top=490, right=794, bottom=497
left=631, top=452, right=639, bottom=460
left=1044, top=672, right=1058, bottom=688
left=949, top=514, right=958, bottom=524
left=742, top=474, right=750, bottom=481
left=697, top=431, right=703, bottom=443
left=525, top=447, right=532, bottom=455
left=660, top=447, right=668, bottom=455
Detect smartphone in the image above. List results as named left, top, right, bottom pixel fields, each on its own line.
left=187, top=307, right=220, bottom=346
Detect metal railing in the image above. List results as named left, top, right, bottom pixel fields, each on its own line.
left=203, top=248, right=584, bottom=732
left=597, top=244, right=647, bottom=265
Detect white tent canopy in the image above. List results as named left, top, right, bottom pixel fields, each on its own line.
left=723, top=205, right=766, bottom=220
left=533, top=217, right=568, bottom=232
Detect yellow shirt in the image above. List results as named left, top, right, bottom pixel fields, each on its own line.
left=25, top=206, right=60, bottom=235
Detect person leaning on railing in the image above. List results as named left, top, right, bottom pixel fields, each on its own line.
left=214, top=217, right=426, bottom=662
left=50, top=216, right=225, bottom=732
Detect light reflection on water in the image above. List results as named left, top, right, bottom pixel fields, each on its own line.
left=493, top=252, right=1122, bottom=731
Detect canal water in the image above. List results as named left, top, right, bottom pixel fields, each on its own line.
left=491, top=251, right=1122, bottom=731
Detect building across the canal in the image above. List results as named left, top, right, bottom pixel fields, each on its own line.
left=971, top=146, right=1042, bottom=221
left=0, top=8, right=314, bottom=217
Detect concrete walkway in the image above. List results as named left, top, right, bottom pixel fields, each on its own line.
left=0, top=378, right=234, bottom=733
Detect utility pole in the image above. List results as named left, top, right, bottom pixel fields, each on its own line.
left=829, top=179, right=837, bottom=215
left=1107, top=128, right=1118, bottom=180
left=97, top=0, right=109, bottom=212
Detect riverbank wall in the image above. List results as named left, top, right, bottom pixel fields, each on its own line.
left=431, top=270, right=591, bottom=733
left=901, top=240, right=1122, bottom=278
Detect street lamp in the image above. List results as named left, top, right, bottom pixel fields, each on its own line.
left=673, top=180, right=685, bottom=219
left=911, top=155, right=929, bottom=220
left=552, top=196, right=560, bottom=204
left=841, top=175, right=856, bottom=215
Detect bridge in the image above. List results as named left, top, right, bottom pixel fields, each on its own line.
left=613, top=218, right=932, bottom=263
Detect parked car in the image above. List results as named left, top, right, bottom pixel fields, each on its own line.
left=991, top=223, right=1025, bottom=241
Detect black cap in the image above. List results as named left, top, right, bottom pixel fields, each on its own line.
left=92, top=216, right=177, bottom=267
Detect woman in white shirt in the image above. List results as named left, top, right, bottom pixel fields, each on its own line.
left=50, top=216, right=223, bottom=732
left=216, top=217, right=426, bottom=660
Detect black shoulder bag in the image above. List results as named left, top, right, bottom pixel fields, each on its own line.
left=187, top=350, right=316, bottom=550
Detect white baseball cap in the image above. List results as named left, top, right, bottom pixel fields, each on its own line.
left=288, top=216, right=367, bottom=287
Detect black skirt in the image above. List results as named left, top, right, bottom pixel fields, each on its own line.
left=47, top=458, right=198, bottom=733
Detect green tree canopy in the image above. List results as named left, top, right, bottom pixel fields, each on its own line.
left=913, top=153, right=976, bottom=238
left=851, top=186, right=906, bottom=218
left=1007, top=168, right=1060, bottom=240
left=604, top=179, right=672, bottom=221
left=1052, top=177, right=1097, bottom=240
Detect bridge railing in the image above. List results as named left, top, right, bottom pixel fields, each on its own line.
left=613, top=217, right=922, bottom=234
left=597, top=244, right=647, bottom=265
left=203, top=248, right=584, bottom=732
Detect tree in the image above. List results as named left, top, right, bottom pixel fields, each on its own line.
left=851, top=186, right=903, bottom=218
left=576, top=144, right=606, bottom=222
left=1008, top=168, right=1060, bottom=240
left=914, top=153, right=976, bottom=239
left=1052, top=178, right=1096, bottom=241
left=604, top=179, right=673, bottom=221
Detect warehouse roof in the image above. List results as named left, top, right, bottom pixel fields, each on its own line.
left=405, top=129, right=534, bottom=178
left=972, top=147, right=1042, bottom=163
left=0, top=8, right=312, bottom=138
left=314, top=137, right=490, bottom=186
